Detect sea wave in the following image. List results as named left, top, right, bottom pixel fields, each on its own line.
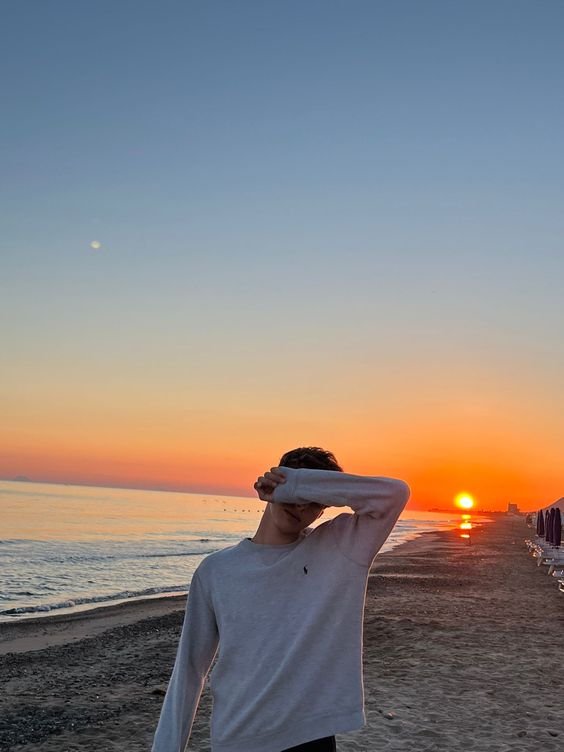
left=0, top=583, right=191, bottom=617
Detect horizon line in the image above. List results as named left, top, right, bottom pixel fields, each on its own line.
left=0, top=476, right=542, bottom=514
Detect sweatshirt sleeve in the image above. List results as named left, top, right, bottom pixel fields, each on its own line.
left=151, top=569, right=219, bottom=752
left=272, top=467, right=410, bottom=568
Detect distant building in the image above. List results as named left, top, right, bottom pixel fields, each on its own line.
left=507, top=502, right=520, bottom=515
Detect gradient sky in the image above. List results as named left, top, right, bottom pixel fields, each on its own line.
left=1, top=1, right=563, bottom=510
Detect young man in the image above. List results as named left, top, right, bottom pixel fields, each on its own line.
left=151, top=447, right=410, bottom=752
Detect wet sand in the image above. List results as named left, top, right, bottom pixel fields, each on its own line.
left=1, top=516, right=563, bottom=751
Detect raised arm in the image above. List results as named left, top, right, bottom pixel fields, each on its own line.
left=272, top=467, right=410, bottom=568
left=151, top=569, right=219, bottom=752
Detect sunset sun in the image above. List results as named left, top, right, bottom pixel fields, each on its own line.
left=455, top=493, right=475, bottom=510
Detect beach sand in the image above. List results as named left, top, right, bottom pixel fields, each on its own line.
left=1, top=516, right=563, bottom=751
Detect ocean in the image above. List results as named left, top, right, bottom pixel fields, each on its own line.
left=0, top=480, right=472, bottom=620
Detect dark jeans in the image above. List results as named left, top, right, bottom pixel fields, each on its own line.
left=281, top=736, right=337, bottom=752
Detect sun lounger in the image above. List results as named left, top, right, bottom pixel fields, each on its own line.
left=539, top=555, right=564, bottom=570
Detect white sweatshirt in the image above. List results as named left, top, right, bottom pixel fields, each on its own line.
left=151, top=467, right=410, bottom=752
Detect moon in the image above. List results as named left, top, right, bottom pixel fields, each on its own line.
left=90, top=241, right=101, bottom=250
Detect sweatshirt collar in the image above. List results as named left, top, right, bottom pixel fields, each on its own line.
left=239, top=530, right=308, bottom=551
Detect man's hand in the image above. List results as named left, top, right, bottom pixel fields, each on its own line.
left=254, top=467, right=287, bottom=502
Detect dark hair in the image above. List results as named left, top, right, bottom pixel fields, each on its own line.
left=279, top=446, right=343, bottom=473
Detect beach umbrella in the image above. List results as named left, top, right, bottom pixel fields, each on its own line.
left=549, top=509, right=556, bottom=544
left=545, top=510, right=552, bottom=543
left=553, top=508, right=562, bottom=548
left=542, top=510, right=547, bottom=536
left=538, top=509, right=545, bottom=536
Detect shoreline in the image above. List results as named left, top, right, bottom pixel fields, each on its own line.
left=0, top=526, right=456, bottom=656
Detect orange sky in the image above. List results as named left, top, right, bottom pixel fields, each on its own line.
left=1, top=356, right=561, bottom=511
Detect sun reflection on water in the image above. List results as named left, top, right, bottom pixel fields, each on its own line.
left=459, top=516, right=473, bottom=543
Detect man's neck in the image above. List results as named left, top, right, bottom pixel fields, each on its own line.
left=251, top=502, right=306, bottom=545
